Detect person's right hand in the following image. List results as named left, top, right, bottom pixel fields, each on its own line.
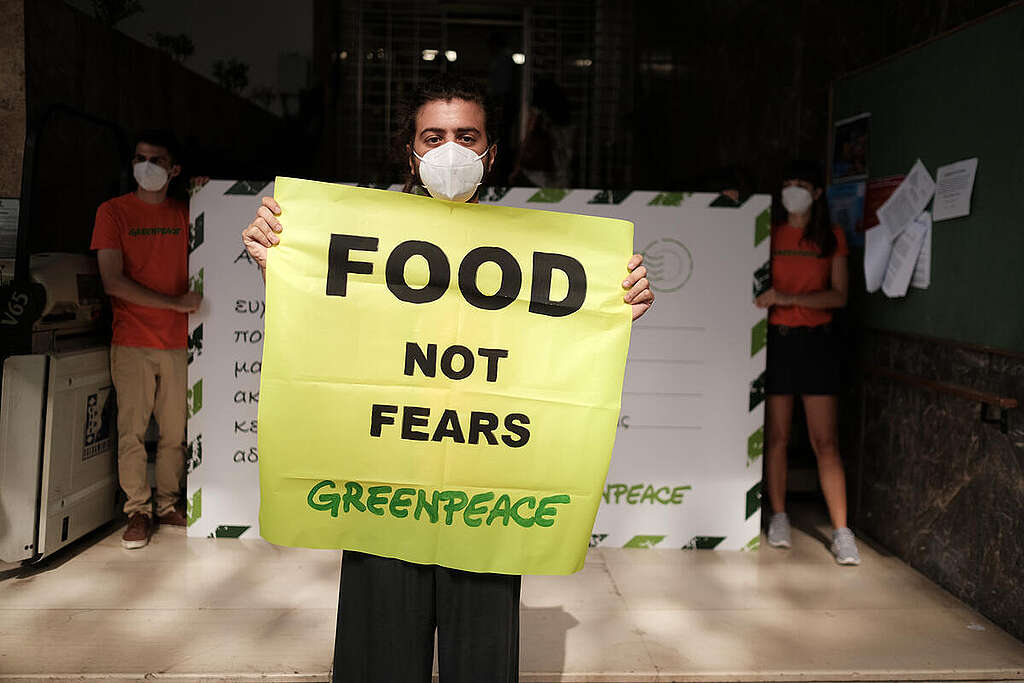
left=242, top=196, right=283, bottom=270
left=173, top=290, right=203, bottom=313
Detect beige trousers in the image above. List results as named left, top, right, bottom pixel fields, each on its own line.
left=110, top=344, right=187, bottom=517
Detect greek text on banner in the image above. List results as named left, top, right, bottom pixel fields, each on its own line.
left=258, top=177, right=633, bottom=575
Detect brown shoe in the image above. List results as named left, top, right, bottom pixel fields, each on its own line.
left=157, top=501, right=187, bottom=527
left=121, top=513, right=153, bottom=549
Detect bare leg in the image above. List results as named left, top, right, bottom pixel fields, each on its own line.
left=802, top=394, right=847, bottom=529
left=765, top=395, right=794, bottom=515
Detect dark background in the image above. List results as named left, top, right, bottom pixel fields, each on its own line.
left=11, top=0, right=1015, bottom=257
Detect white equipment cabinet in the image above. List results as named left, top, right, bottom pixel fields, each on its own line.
left=0, top=254, right=118, bottom=563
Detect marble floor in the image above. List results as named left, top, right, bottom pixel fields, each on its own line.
left=1, top=509, right=1022, bottom=683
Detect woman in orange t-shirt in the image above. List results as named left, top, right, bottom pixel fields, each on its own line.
left=754, top=160, right=860, bottom=566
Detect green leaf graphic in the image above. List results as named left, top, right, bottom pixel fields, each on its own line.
left=751, top=318, right=767, bottom=356
left=623, top=535, right=666, bottom=549
left=187, top=378, right=203, bottom=417
left=588, top=189, right=632, bottom=205
left=189, top=267, right=204, bottom=297
left=225, top=180, right=270, bottom=195
left=749, top=371, right=766, bottom=411
left=189, top=213, right=204, bottom=253
left=747, top=427, right=764, bottom=466
left=745, top=481, right=762, bottom=520
left=755, top=207, right=771, bottom=246
left=527, top=188, right=569, bottom=203
left=647, top=191, right=690, bottom=206
left=752, top=260, right=771, bottom=298
left=187, top=489, right=201, bottom=526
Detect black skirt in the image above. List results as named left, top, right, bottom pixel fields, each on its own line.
left=765, top=324, right=841, bottom=396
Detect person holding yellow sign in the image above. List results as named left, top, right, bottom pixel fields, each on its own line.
left=242, top=75, right=653, bottom=683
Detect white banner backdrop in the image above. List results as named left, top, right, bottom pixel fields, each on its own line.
left=188, top=182, right=769, bottom=550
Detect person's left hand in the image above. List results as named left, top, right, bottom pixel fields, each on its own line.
left=623, top=254, right=654, bottom=321
left=755, top=288, right=789, bottom=308
left=188, top=176, right=211, bottom=197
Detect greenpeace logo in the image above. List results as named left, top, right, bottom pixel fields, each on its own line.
left=603, top=483, right=692, bottom=505
left=307, top=480, right=570, bottom=529
left=773, top=248, right=818, bottom=258
left=129, top=227, right=182, bottom=237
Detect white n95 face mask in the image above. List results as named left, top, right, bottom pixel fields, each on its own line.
left=781, top=185, right=814, bottom=214
left=414, top=141, right=490, bottom=203
left=134, top=161, right=170, bottom=192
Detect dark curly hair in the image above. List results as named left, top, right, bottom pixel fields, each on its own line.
left=778, top=159, right=837, bottom=259
left=394, top=74, right=501, bottom=193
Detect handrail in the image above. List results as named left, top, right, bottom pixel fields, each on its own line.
left=865, top=327, right=1024, bottom=361
left=863, top=365, right=1018, bottom=433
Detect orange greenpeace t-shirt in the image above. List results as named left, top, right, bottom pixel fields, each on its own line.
left=90, top=193, right=189, bottom=349
left=769, top=224, right=849, bottom=328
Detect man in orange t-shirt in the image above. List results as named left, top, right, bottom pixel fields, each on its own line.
left=90, top=130, right=202, bottom=549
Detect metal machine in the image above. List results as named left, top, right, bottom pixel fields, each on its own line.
left=0, top=253, right=118, bottom=563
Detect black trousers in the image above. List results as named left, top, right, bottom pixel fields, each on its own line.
left=332, top=550, right=521, bottom=683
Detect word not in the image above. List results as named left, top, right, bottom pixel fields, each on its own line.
left=307, top=480, right=570, bottom=528
left=603, top=483, right=692, bottom=505
left=405, top=342, right=508, bottom=382
left=326, top=235, right=587, bottom=317
left=370, top=404, right=529, bottom=448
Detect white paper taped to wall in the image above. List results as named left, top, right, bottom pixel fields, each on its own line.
left=882, top=212, right=929, bottom=298
left=877, top=160, right=935, bottom=239
left=864, top=225, right=891, bottom=293
left=911, top=212, right=932, bottom=289
left=932, top=158, right=978, bottom=222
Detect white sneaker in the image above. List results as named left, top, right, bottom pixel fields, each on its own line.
left=767, top=512, right=792, bottom=548
left=831, top=527, right=861, bottom=565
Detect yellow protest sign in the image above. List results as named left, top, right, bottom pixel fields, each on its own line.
left=258, top=177, right=632, bottom=575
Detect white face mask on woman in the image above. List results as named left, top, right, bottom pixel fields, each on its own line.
left=414, top=141, right=491, bottom=203
left=781, top=185, right=814, bottom=215
left=133, top=161, right=170, bottom=192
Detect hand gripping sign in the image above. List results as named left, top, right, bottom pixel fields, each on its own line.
left=258, top=178, right=632, bottom=575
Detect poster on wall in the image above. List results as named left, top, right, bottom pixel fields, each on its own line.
left=863, top=175, right=904, bottom=231
left=188, top=182, right=769, bottom=553
left=186, top=180, right=269, bottom=540
left=831, top=113, right=871, bottom=183
left=827, top=181, right=867, bottom=248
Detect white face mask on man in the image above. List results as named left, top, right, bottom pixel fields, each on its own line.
left=414, top=141, right=491, bottom=203
left=781, top=185, right=814, bottom=215
left=133, top=161, right=170, bottom=192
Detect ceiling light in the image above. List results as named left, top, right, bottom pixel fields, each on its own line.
left=512, top=52, right=526, bottom=65
left=422, top=49, right=438, bottom=61
left=445, top=50, right=457, bottom=62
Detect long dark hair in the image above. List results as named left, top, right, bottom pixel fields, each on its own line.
left=394, top=74, right=501, bottom=193
left=779, top=159, right=836, bottom=258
